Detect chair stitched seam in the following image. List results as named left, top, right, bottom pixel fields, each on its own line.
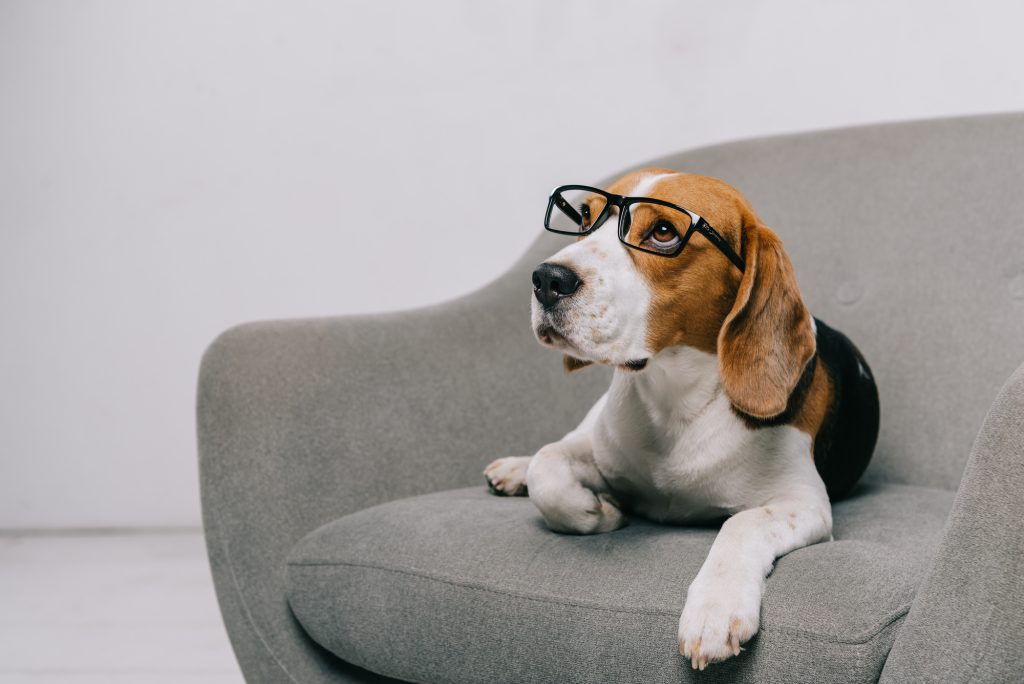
left=213, top=516, right=304, bottom=684
left=288, top=558, right=909, bottom=645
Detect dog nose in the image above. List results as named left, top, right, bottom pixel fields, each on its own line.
left=532, top=263, right=582, bottom=309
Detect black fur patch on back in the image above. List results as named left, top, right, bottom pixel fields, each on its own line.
left=811, top=318, right=880, bottom=500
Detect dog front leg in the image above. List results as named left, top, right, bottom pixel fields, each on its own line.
left=525, top=433, right=625, bottom=535
left=484, top=393, right=608, bottom=497
left=678, top=491, right=832, bottom=669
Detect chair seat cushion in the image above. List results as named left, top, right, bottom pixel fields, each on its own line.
left=286, top=482, right=953, bottom=684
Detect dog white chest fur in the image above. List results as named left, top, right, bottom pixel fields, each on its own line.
left=484, top=170, right=835, bottom=669
left=587, top=348, right=826, bottom=525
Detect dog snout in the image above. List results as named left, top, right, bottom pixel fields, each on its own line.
left=532, top=263, right=582, bottom=310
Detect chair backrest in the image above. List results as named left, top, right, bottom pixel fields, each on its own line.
left=512, top=113, right=1024, bottom=491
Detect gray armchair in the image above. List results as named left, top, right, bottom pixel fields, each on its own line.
left=198, top=113, right=1024, bottom=683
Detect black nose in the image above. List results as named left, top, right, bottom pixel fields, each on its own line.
left=532, top=263, right=582, bottom=309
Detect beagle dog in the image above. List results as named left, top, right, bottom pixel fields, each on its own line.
left=483, top=169, right=879, bottom=669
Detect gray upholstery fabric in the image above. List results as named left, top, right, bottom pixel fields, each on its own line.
left=881, top=360, right=1024, bottom=683
left=199, top=257, right=610, bottom=683
left=286, top=484, right=954, bottom=684
left=197, top=113, right=1024, bottom=683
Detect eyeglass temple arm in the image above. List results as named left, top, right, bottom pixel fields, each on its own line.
left=696, top=218, right=746, bottom=272
left=553, top=194, right=582, bottom=226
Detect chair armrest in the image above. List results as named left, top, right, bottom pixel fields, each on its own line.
left=197, top=234, right=609, bottom=682
left=880, top=359, right=1024, bottom=683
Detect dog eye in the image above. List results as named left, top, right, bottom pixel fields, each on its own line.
left=578, top=203, right=592, bottom=226
left=645, top=220, right=681, bottom=249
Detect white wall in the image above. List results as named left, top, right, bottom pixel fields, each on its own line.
left=2, top=0, right=1023, bottom=529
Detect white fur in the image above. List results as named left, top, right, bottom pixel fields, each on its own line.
left=629, top=171, right=677, bottom=198
left=519, top=347, right=831, bottom=668
left=530, top=173, right=677, bottom=366
left=488, top=181, right=835, bottom=668
left=592, top=348, right=825, bottom=523
left=531, top=216, right=651, bottom=365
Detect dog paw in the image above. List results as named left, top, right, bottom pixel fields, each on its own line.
left=483, top=456, right=531, bottom=496
left=677, top=571, right=761, bottom=670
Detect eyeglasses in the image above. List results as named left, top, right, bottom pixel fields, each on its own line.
left=543, top=184, right=745, bottom=272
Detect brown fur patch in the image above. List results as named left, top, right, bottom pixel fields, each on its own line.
left=563, top=355, right=593, bottom=372
left=718, top=223, right=816, bottom=418
left=580, top=168, right=825, bottom=429
left=790, top=358, right=833, bottom=450
left=622, top=173, right=748, bottom=355
left=602, top=169, right=817, bottom=419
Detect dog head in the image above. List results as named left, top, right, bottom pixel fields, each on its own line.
left=532, top=169, right=815, bottom=419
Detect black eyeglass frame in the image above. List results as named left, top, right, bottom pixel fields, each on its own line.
left=544, top=184, right=745, bottom=272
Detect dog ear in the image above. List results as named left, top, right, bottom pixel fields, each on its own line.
left=718, top=223, right=816, bottom=419
left=563, top=355, right=593, bottom=373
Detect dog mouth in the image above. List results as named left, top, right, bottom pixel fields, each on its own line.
left=536, top=325, right=570, bottom=349
left=535, top=325, right=591, bottom=361
left=536, top=325, right=647, bottom=372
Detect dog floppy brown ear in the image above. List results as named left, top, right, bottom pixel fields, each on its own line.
left=563, top=355, right=593, bottom=373
left=718, top=223, right=816, bottom=419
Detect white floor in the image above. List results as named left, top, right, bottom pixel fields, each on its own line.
left=0, top=531, right=243, bottom=683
